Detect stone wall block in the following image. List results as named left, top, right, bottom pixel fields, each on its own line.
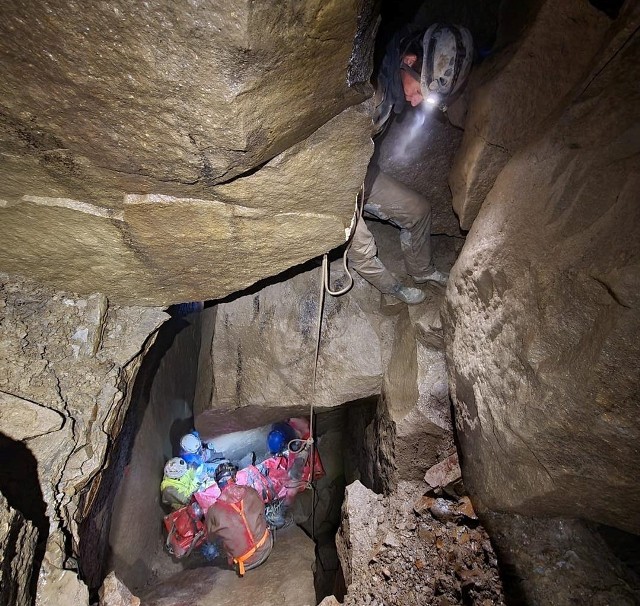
left=194, top=264, right=396, bottom=436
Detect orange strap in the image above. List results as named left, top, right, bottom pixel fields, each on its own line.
left=233, top=528, right=270, bottom=576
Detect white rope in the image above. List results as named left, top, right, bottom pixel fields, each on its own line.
left=321, top=186, right=364, bottom=297
left=306, top=184, right=365, bottom=540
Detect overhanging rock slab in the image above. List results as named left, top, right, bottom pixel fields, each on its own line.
left=0, top=107, right=373, bottom=305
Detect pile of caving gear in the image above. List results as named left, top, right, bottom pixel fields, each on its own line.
left=161, top=418, right=324, bottom=566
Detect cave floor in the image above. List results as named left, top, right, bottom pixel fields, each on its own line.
left=342, top=481, right=505, bottom=606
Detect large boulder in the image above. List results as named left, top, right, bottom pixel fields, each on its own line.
left=0, top=0, right=369, bottom=194
left=448, top=0, right=610, bottom=229
left=443, top=4, right=640, bottom=532
left=0, top=107, right=373, bottom=305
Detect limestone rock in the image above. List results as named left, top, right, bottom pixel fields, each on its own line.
left=484, top=513, right=639, bottom=605
left=194, top=259, right=398, bottom=435
left=0, top=107, right=373, bottom=305
left=0, top=0, right=368, bottom=197
left=0, top=493, right=38, bottom=606
left=424, top=453, right=461, bottom=490
left=0, top=392, right=64, bottom=441
left=336, top=480, right=386, bottom=587
left=99, top=572, right=140, bottom=606
left=0, top=272, right=167, bottom=601
left=35, top=566, right=89, bottom=606
left=383, top=307, right=452, bottom=483
left=443, top=4, right=640, bottom=532
left=449, top=0, right=610, bottom=229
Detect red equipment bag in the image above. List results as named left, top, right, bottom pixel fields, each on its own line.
left=236, top=465, right=281, bottom=504
left=163, top=503, right=206, bottom=559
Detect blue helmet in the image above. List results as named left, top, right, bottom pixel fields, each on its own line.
left=267, top=422, right=296, bottom=453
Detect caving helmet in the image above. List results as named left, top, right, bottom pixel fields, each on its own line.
left=164, top=457, right=188, bottom=479
left=267, top=422, right=296, bottom=454
left=180, top=432, right=202, bottom=455
left=419, top=24, right=474, bottom=109
left=215, top=462, right=238, bottom=490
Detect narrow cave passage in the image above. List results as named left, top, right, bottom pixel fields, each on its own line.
left=77, top=296, right=385, bottom=604
left=0, top=0, right=637, bottom=605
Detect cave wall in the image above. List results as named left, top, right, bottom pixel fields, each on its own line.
left=0, top=0, right=376, bottom=305
left=194, top=229, right=454, bottom=492
left=443, top=1, right=640, bottom=533
left=107, top=312, right=202, bottom=592
left=0, top=272, right=167, bottom=603
left=448, top=0, right=611, bottom=229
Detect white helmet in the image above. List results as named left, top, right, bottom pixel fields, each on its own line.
left=164, top=457, right=188, bottom=479
left=180, top=433, right=202, bottom=454
left=420, top=24, right=473, bottom=106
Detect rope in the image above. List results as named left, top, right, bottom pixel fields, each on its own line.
left=305, top=185, right=365, bottom=541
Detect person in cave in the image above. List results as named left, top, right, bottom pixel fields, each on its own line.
left=348, top=23, right=474, bottom=305
left=205, top=463, right=273, bottom=576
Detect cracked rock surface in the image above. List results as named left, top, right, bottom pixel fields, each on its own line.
left=0, top=272, right=167, bottom=602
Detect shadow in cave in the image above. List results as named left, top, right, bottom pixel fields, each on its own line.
left=76, top=313, right=196, bottom=596
left=0, top=432, right=49, bottom=605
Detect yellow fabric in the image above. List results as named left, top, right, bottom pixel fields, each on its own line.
left=160, top=469, right=199, bottom=498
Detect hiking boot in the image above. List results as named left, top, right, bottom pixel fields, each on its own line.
left=412, top=267, right=449, bottom=287
left=391, top=284, right=427, bottom=305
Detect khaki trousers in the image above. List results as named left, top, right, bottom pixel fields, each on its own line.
left=348, top=171, right=433, bottom=294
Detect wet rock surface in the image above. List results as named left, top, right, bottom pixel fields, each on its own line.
left=338, top=481, right=505, bottom=606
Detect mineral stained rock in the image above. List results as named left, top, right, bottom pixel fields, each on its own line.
left=443, top=4, right=640, bottom=532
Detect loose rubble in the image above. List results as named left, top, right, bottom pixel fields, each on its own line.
left=341, top=480, right=505, bottom=606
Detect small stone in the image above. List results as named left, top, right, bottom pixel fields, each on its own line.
left=414, top=495, right=437, bottom=515
left=382, top=568, right=392, bottom=580
left=455, top=496, right=477, bottom=520
left=418, top=527, right=435, bottom=543
left=429, top=498, right=458, bottom=523
left=383, top=532, right=401, bottom=548
left=424, top=453, right=461, bottom=490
